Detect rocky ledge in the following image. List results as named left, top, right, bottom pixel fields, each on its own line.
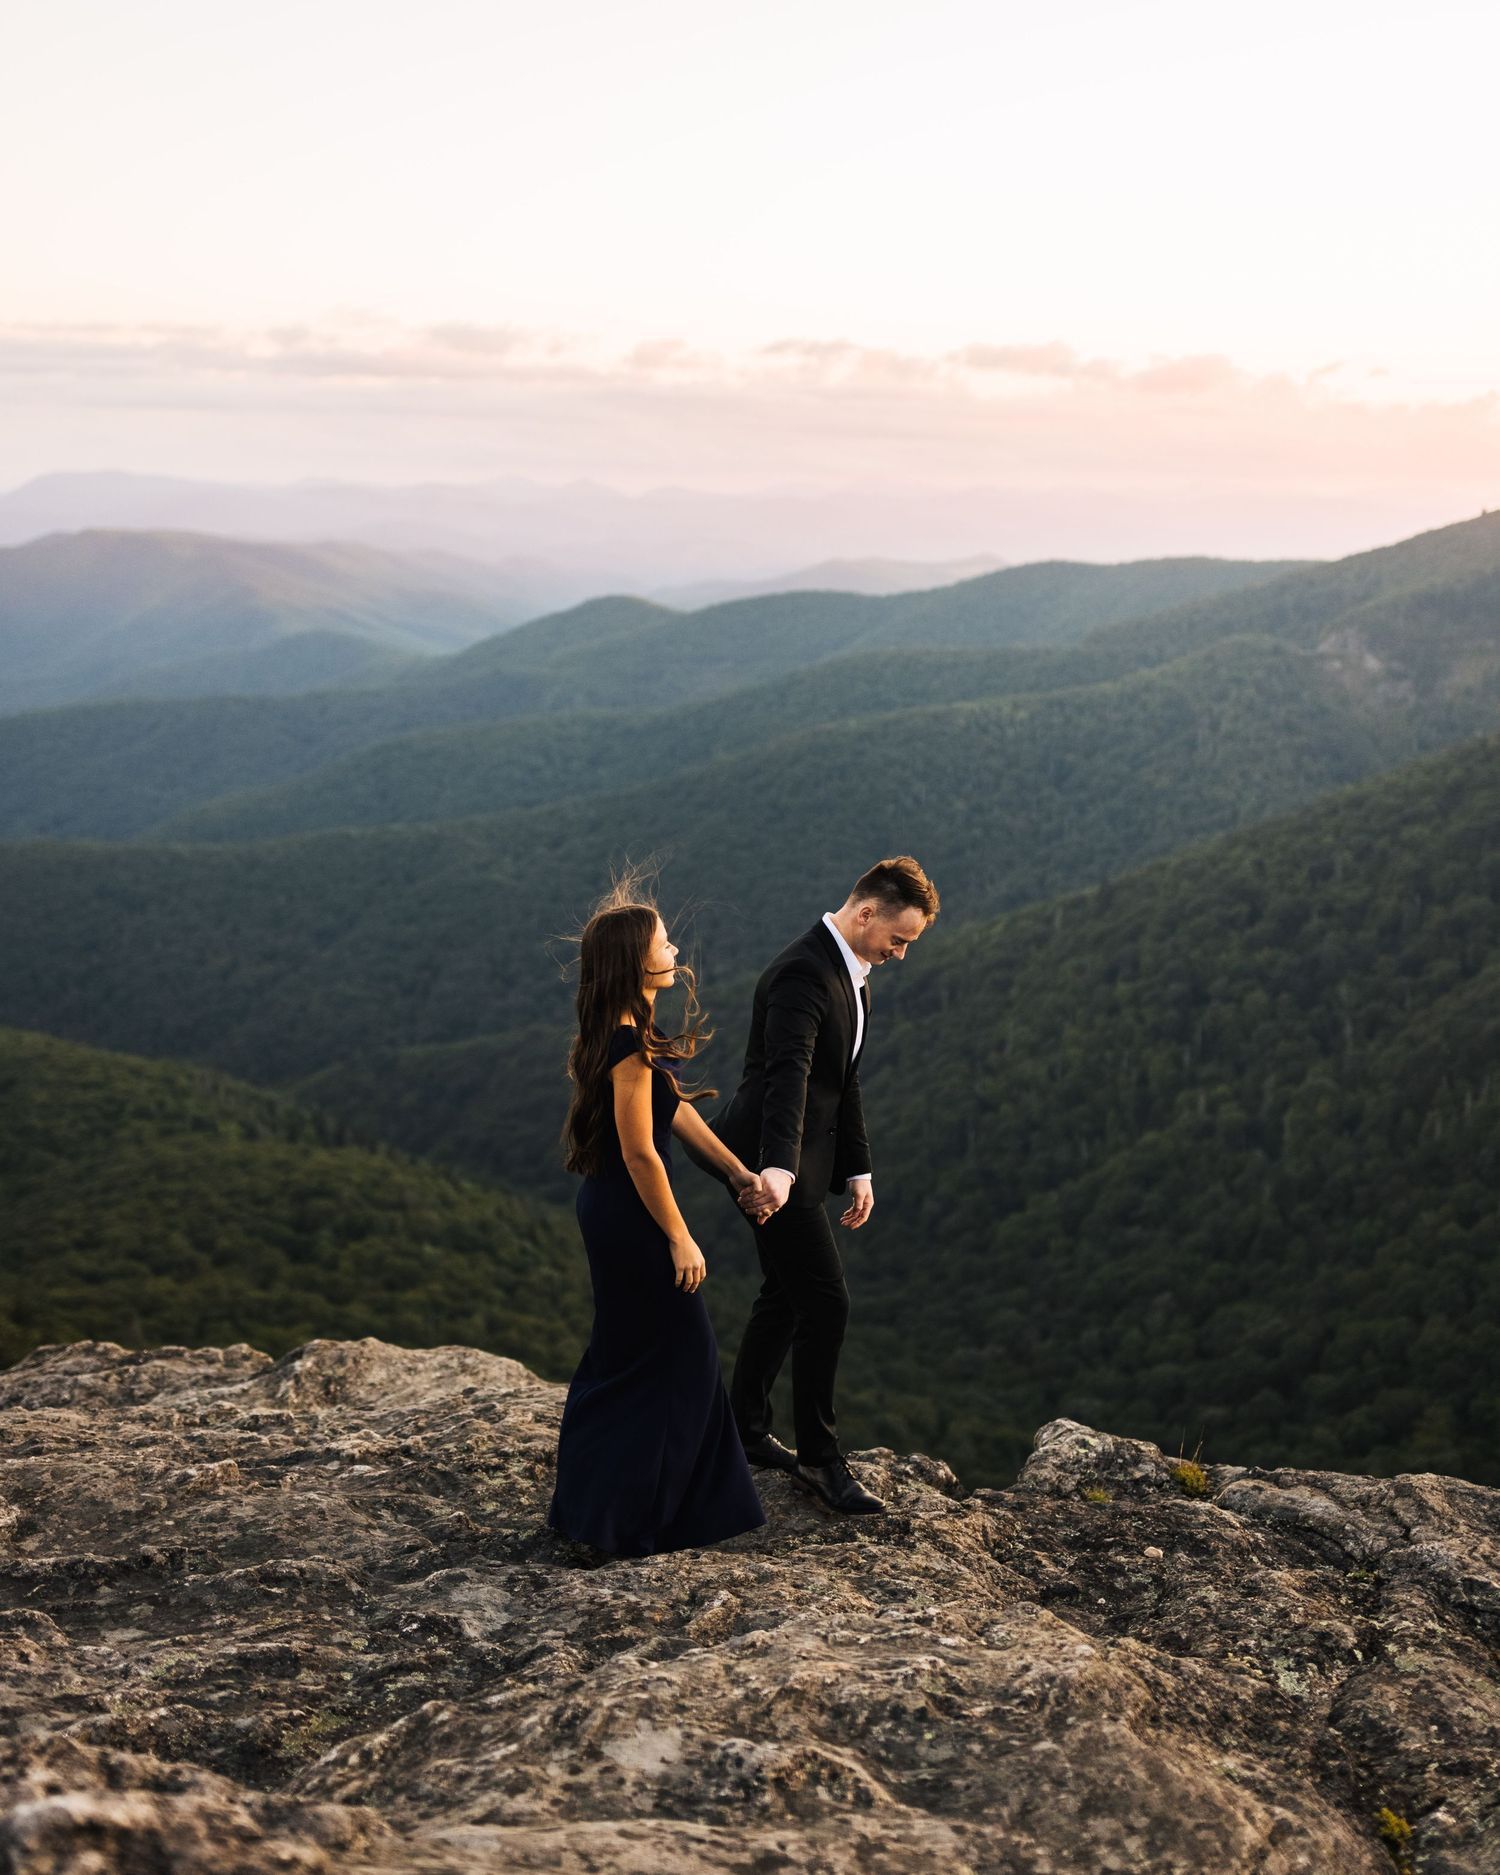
left=2, top=1341, right=1499, bottom=1874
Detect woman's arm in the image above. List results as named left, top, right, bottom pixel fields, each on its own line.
left=612, top=1056, right=706, bottom=1289
left=671, top=1099, right=757, bottom=1189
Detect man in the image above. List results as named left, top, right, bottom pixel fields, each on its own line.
left=712, top=856, right=940, bottom=1514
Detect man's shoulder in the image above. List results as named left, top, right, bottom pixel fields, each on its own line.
left=759, top=923, right=837, bottom=986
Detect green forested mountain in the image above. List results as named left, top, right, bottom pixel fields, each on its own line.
left=13, top=722, right=1497, bottom=1491
left=6, top=508, right=1500, bottom=846
left=0, top=643, right=1114, bottom=842
left=0, top=1027, right=592, bottom=1377
left=10, top=508, right=1500, bottom=1493
left=0, top=551, right=1303, bottom=839
left=1046, top=509, right=1500, bottom=692
left=0, top=529, right=529, bottom=715
left=381, top=506, right=1500, bottom=727
left=158, top=631, right=1403, bottom=844
left=62, top=626, right=421, bottom=704
left=0, top=688, right=492, bottom=841
left=0, top=632, right=1404, bottom=1092
left=846, top=727, right=1500, bottom=1488
left=422, top=553, right=1309, bottom=706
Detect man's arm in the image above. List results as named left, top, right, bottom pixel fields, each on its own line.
left=757, top=965, right=829, bottom=1180
left=834, top=1066, right=872, bottom=1184
left=834, top=1067, right=874, bottom=1227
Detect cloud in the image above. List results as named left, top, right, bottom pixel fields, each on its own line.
left=954, top=342, right=1110, bottom=381
left=624, top=338, right=724, bottom=375
left=3, top=314, right=1498, bottom=562
left=1126, top=353, right=1242, bottom=396
left=0, top=316, right=1466, bottom=413
left=0, top=317, right=590, bottom=387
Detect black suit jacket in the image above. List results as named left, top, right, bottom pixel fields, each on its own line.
left=712, top=920, right=872, bottom=1203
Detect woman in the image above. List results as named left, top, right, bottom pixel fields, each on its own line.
left=546, top=893, right=768, bottom=1556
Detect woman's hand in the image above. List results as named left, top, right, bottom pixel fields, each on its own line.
left=731, top=1167, right=777, bottom=1225
left=669, top=1233, right=708, bottom=1292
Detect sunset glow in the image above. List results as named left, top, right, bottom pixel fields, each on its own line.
left=6, top=0, right=1498, bottom=555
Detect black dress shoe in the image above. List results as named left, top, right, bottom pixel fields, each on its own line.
left=740, top=1432, right=798, bottom=1471
left=790, top=1455, right=885, bottom=1513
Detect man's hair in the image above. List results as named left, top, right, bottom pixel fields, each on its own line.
left=848, top=855, right=940, bottom=920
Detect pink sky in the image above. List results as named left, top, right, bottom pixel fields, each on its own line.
left=7, top=1, right=1499, bottom=561
left=4, top=316, right=1497, bottom=560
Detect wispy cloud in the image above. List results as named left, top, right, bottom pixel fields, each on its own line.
left=3, top=317, right=585, bottom=385
left=0, top=315, right=1428, bottom=401
left=4, top=314, right=1498, bottom=560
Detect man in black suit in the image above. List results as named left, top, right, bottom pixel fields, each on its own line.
left=712, top=856, right=940, bottom=1514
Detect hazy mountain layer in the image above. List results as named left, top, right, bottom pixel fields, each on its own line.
left=0, top=551, right=1304, bottom=839
left=0, top=464, right=1312, bottom=582
left=0, top=529, right=533, bottom=714
left=7, top=504, right=1500, bottom=847
left=422, top=554, right=1309, bottom=708
left=650, top=551, right=1008, bottom=608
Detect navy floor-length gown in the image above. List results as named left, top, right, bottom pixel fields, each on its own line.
left=547, top=1024, right=766, bottom=1556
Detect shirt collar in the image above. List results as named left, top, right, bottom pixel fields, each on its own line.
left=822, top=911, right=872, bottom=982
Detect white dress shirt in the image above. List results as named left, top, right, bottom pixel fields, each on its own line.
left=766, top=914, right=872, bottom=1192
left=821, top=911, right=871, bottom=1062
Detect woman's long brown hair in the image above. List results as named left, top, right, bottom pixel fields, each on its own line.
left=561, top=890, right=715, bottom=1178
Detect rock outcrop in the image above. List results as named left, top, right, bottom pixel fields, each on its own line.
left=3, top=1338, right=1499, bottom=1873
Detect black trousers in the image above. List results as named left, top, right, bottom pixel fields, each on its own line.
left=728, top=1197, right=850, bottom=1465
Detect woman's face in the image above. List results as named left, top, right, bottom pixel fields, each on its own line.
left=643, top=914, right=678, bottom=992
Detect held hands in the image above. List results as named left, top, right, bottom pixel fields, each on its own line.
left=839, top=1177, right=874, bottom=1230
left=734, top=1166, right=790, bottom=1225
left=733, top=1172, right=777, bottom=1225
left=669, top=1233, right=707, bottom=1292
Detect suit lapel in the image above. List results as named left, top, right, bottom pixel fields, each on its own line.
left=809, top=919, right=859, bottom=1062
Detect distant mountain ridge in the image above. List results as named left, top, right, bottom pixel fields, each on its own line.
left=0, top=529, right=541, bottom=713
left=0, top=465, right=1337, bottom=586
left=650, top=553, right=1009, bottom=608
left=434, top=554, right=1313, bottom=707
left=0, top=548, right=1307, bottom=836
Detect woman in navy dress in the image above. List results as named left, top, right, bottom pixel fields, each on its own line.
left=547, top=895, right=768, bottom=1556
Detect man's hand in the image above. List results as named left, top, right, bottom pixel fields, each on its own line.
left=734, top=1173, right=773, bottom=1223
left=839, top=1177, right=873, bottom=1229
left=744, top=1166, right=793, bottom=1221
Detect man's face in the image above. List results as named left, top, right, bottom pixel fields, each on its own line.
left=848, top=901, right=929, bottom=967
